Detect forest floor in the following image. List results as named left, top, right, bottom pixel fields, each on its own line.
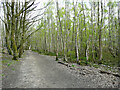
left=2, top=50, right=119, bottom=88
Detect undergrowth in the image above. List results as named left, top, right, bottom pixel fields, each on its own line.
left=32, top=49, right=118, bottom=71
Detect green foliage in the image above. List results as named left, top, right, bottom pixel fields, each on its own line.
left=100, top=47, right=119, bottom=67
left=7, top=63, right=11, bottom=66
left=59, top=9, right=64, bottom=17
left=69, top=58, right=77, bottom=63
left=32, top=49, right=39, bottom=53
left=2, top=60, right=9, bottom=64
left=1, top=74, right=5, bottom=76
left=93, top=64, right=99, bottom=68
left=32, top=49, right=56, bottom=56
left=77, top=60, right=88, bottom=65
left=78, top=3, right=82, bottom=9
left=29, top=0, right=119, bottom=70
left=12, top=68, right=15, bottom=71
left=67, top=51, right=76, bottom=59
left=80, top=57, right=87, bottom=60
left=72, top=65, right=75, bottom=67
left=107, top=2, right=112, bottom=6
left=45, top=52, right=56, bottom=56
left=104, top=9, right=108, bottom=13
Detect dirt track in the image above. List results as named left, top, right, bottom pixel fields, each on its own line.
left=2, top=50, right=119, bottom=88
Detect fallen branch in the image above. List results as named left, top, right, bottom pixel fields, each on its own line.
left=58, top=60, right=120, bottom=78
left=58, top=61, right=69, bottom=67
left=99, top=70, right=120, bottom=77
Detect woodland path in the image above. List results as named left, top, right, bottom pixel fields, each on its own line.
left=2, top=50, right=118, bottom=88
left=2, top=50, right=95, bottom=88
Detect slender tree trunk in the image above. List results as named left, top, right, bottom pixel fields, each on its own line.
left=97, top=1, right=100, bottom=62
left=66, top=1, right=70, bottom=56
left=118, top=1, right=120, bottom=67
left=19, top=1, right=27, bottom=58
left=3, top=3, right=13, bottom=55
left=108, top=3, right=111, bottom=48
left=80, top=16, right=83, bottom=58
left=82, top=1, right=87, bottom=58
left=44, top=19, right=47, bottom=53
left=56, top=0, right=59, bottom=60
left=86, top=36, right=90, bottom=62
left=98, top=0, right=103, bottom=62
left=56, top=0, right=63, bottom=53
left=79, top=12, right=81, bottom=58
left=63, top=0, right=68, bottom=61
left=72, top=0, right=75, bottom=52
left=2, top=21, right=5, bottom=52
left=91, top=2, right=95, bottom=61
left=94, top=2, right=98, bottom=59
left=74, top=1, right=79, bottom=62
left=103, top=0, right=107, bottom=47
left=47, top=10, right=50, bottom=52
left=11, top=1, right=18, bottom=60
left=76, top=19, right=79, bottom=62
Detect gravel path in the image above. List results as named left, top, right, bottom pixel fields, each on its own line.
left=2, top=50, right=119, bottom=88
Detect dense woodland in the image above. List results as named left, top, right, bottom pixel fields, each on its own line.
left=0, top=0, right=120, bottom=67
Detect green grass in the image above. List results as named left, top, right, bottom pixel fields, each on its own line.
left=2, top=60, right=10, bottom=64
left=45, top=52, right=56, bottom=56
left=2, top=54, right=17, bottom=71
left=0, top=73, right=5, bottom=77
left=32, top=49, right=56, bottom=56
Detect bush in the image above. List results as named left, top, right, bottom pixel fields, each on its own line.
left=77, top=59, right=88, bottom=65
left=67, top=51, right=76, bottom=59
left=45, top=52, right=56, bottom=56
left=80, top=57, right=87, bottom=60
left=69, top=58, right=77, bottom=63
left=102, top=48, right=118, bottom=67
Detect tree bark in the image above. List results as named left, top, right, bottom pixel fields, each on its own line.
left=98, top=0, right=103, bottom=62
left=91, top=2, right=95, bottom=61
left=118, top=1, right=120, bottom=67
left=11, top=1, right=18, bottom=60
left=55, top=0, right=60, bottom=61
left=19, top=1, right=27, bottom=58
left=82, top=1, right=87, bottom=58
left=3, top=3, right=13, bottom=55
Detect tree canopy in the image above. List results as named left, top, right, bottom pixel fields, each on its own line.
left=1, top=0, right=120, bottom=67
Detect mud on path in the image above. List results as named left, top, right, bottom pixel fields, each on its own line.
left=2, top=50, right=119, bottom=88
